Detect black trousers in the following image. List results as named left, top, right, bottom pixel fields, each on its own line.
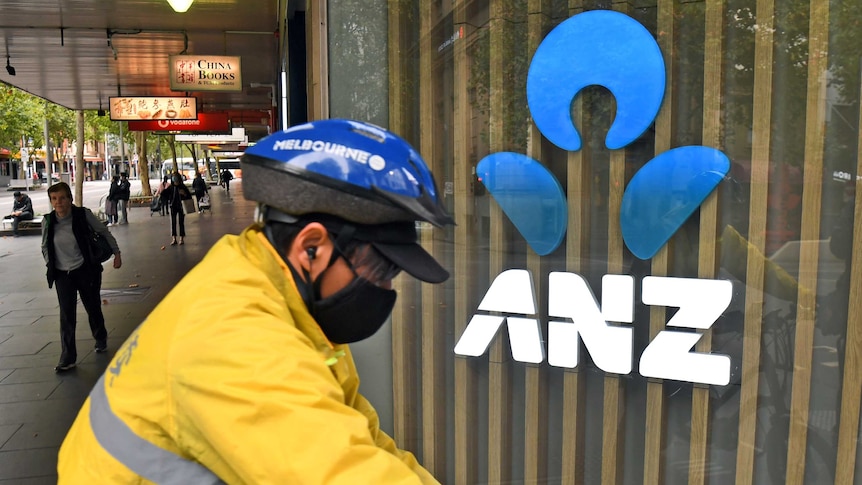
left=11, top=212, right=33, bottom=234
left=170, top=207, right=186, bottom=237
left=54, top=266, right=107, bottom=363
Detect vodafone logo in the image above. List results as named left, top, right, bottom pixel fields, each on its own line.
left=158, top=120, right=170, bottom=129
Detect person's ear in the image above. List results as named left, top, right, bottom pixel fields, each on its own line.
left=287, top=223, right=332, bottom=278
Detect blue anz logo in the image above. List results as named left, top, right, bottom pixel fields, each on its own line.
left=459, top=10, right=735, bottom=385
left=477, top=9, right=730, bottom=259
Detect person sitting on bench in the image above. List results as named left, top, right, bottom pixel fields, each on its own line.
left=8, top=191, right=34, bottom=237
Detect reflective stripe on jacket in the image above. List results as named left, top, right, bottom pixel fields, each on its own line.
left=58, top=225, right=437, bottom=484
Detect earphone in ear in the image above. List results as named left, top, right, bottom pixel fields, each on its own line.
left=306, top=247, right=317, bottom=261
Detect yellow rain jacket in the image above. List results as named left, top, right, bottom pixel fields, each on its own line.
left=58, top=226, right=437, bottom=484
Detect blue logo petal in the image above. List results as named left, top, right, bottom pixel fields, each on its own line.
left=477, top=153, right=568, bottom=256
left=620, top=146, right=730, bottom=259
left=527, top=10, right=666, bottom=151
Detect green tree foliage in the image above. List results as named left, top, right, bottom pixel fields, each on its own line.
left=0, top=85, right=44, bottom=150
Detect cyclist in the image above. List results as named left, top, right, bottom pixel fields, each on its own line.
left=58, top=119, right=453, bottom=484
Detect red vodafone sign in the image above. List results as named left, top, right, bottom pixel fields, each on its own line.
left=127, top=112, right=230, bottom=133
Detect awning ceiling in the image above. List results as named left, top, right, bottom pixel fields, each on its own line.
left=0, top=0, right=304, bottom=142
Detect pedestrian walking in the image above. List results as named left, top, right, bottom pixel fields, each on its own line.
left=161, top=174, right=192, bottom=245
left=117, top=173, right=131, bottom=224
left=191, top=172, right=208, bottom=213
left=105, top=175, right=120, bottom=225
left=41, top=182, right=122, bottom=372
left=220, top=168, right=233, bottom=193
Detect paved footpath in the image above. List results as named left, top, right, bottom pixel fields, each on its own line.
left=0, top=181, right=253, bottom=483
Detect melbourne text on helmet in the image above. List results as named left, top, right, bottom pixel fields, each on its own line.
left=273, top=139, right=385, bottom=169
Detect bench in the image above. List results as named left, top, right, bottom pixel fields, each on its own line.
left=7, top=179, right=42, bottom=191
left=1, top=215, right=44, bottom=232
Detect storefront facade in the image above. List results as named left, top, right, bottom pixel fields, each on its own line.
left=312, top=1, right=862, bottom=483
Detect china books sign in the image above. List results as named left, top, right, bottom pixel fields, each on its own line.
left=170, top=55, right=242, bottom=92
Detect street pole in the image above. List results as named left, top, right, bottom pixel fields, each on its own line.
left=44, top=115, right=53, bottom=182
left=119, top=121, right=126, bottom=177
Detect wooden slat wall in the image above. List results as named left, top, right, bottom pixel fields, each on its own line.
left=388, top=0, right=421, bottom=460
left=735, top=0, right=775, bottom=483
left=452, top=1, right=479, bottom=483
left=377, top=1, right=862, bottom=484
left=786, top=2, right=829, bottom=484
left=689, top=1, right=725, bottom=484
left=834, top=65, right=862, bottom=485
left=644, top=0, right=675, bottom=483
left=418, top=1, right=447, bottom=478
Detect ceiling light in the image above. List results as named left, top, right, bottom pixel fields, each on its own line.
left=166, top=0, right=194, bottom=13
left=5, top=56, right=14, bottom=76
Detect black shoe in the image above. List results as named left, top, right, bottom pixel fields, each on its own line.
left=95, top=342, right=108, bottom=353
left=54, top=361, right=76, bottom=372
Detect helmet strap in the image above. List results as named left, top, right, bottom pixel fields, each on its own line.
left=267, top=217, right=358, bottom=316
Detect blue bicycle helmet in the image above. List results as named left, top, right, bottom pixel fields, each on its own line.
left=242, top=119, right=454, bottom=227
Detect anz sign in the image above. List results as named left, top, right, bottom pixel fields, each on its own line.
left=453, top=10, right=734, bottom=386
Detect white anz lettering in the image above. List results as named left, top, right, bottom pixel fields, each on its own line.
left=454, top=271, right=733, bottom=386
left=453, top=270, right=543, bottom=363
left=547, top=273, right=633, bottom=374
left=638, top=276, right=732, bottom=386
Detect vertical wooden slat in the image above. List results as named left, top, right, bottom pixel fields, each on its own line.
left=562, top=87, right=589, bottom=485
left=388, top=0, right=420, bottom=458
left=601, top=145, right=626, bottom=485
left=418, top=1, right=447, bottom=478
left=306, top=0, right=328, bottom=119
left=488, top=0, right=514, bottom=482
left=834, top=77, right=862, bottom=485
left=524, top=2, right=551, bottom=483
left=644, top=1, right=674, bottom=483
left=601, top=3, right=630, bottom=484
left=452, top=1, right=479, bottom=483
left=734, top=0, right=774, bottom=483
left=688, top=2, right=724, bottom=484
left=785, top=3, right=829, bottom=483
left=561, top=2, right=588, bottom=483
left=603, top=6, right=629, bottom=479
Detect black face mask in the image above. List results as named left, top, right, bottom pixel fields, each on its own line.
left=312, top=275, right=397, bottom=344
left=285, top=252, right=397, bottom=344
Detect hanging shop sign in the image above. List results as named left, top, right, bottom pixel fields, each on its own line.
left=127, top=112, right=229, bottom=133
left=176, top=127, right=246, bottom=144
left=454, top=10, right=735, bottom=387
left=109, top=97, right=197, bottom=121
left=170, top=55, right=242, bottom=92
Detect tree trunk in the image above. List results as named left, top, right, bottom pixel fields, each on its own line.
left=135, top=131, right=152, bottom=195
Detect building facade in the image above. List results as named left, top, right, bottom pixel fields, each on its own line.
left=307, top=1, right=862, bottom=483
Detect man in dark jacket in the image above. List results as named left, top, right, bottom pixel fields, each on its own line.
left=220, top=168, right=233, bottom=193
left=191, top=172, right=208, bottom=212
left=117, top=173, right=131, bottom=224
left=7, top=191, right=34, bottom=237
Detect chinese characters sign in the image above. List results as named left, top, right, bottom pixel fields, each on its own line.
left=170, top=55, right=242, bottom=92
left=109, top=97, right=197, bottom=121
